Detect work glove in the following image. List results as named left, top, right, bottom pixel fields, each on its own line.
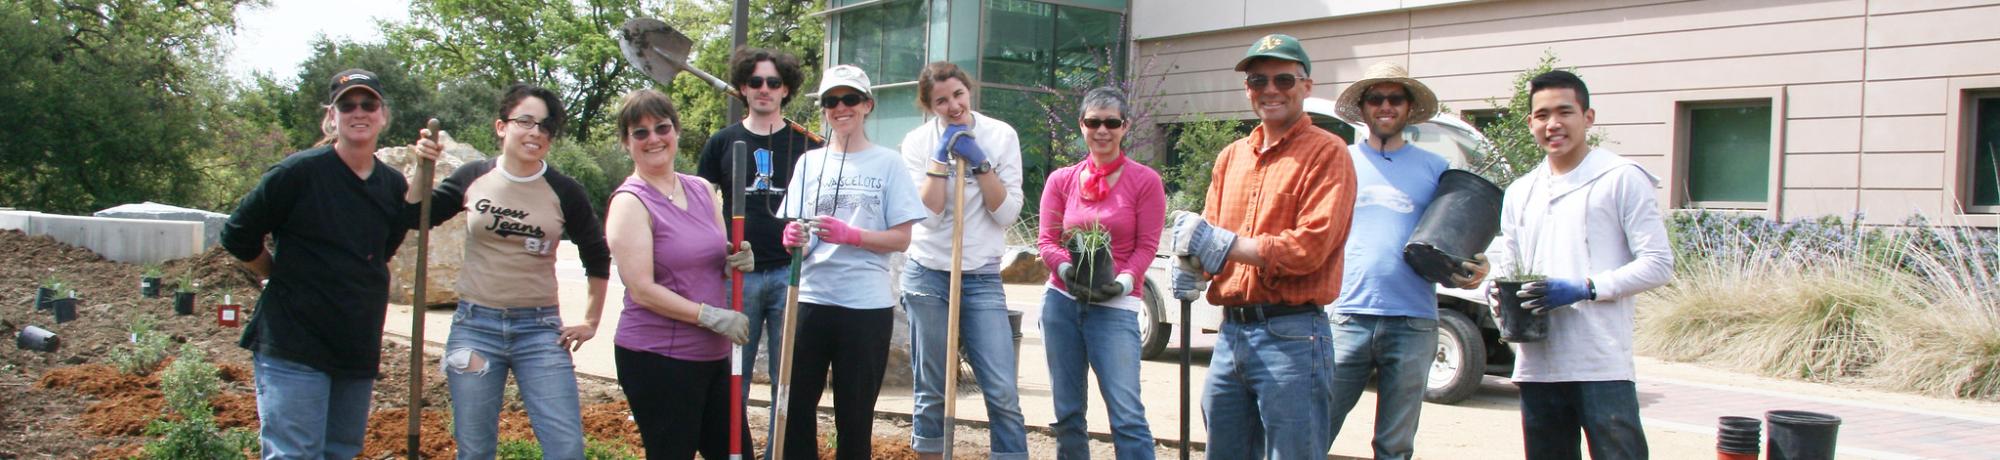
left=1449, top=254, right=1491, bottom=289
left=1170, top=211, right=1236, bottom=275
left=1095, top=274, right=1135, bottom=301
left=1520, top=277, right=1591, bottom=314
left=782, top=220, right=810, bottom=248
left=934, top=125, right=987, bottom=166
left=1058, top=262, right=1096, bottom=303
left=1171, top=265, right=1208, bottom=302
left=809, top=216, right=863, bottom=246
left=696, top=304, right=750, bottom=345
left=725, top=241, right=755, bottom=273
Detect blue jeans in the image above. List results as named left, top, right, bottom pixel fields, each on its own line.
left=253, top=352, right=373, bottom=460
left=738, top=267, right=788, bottom=450
left=1328, top=313, right=1437, bottom=460
left=1203, top=309, right=1335, bottom=459
left=1041, top=289, right=1155, bottom=460
left=443, top=302, right=584, bottom=460
left=901, top=260, right=1028, bottom=459
left=1518, top=380, right=1649, bottom=460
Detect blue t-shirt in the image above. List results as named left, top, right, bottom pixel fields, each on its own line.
left=1333, top=142, right=1450, bottom=318
left=779, top=144, right=928, bottom=309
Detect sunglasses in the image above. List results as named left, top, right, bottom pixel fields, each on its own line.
left=743, top=76, right=784, bottom=90
left=336, top=99, right=381, bottom=114
left=628, top=122, right=675, bottom=141
left=1082, top=118, right=1125, bottom=130
left=1244, top=73, right=1303, bottom=91
left=1364, top=93, right=1409, bottom=107
left=819, top=93, right=869, bottom=109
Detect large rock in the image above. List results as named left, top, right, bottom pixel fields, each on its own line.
left=999, top=247, right=1048, bottom=284
left=376, top=132, right=486, bottom=307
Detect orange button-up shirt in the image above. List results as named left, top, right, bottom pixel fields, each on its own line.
left=1202, top=116, right=1357, bottom=307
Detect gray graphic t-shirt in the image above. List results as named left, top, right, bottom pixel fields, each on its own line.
left=779, top=144, right=928, bottom=309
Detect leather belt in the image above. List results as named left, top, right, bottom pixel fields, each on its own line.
left=1222, top=303, right=1318, bottom=323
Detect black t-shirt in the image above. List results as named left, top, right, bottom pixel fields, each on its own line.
left=696, top=120, right=824, bottom=271
left=221, top=146, right=411, bottom=379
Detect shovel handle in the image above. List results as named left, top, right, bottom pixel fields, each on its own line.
left=407, top=118, right=441, bottom=460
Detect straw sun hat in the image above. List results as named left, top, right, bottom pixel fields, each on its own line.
left=1335, top=61, right=1439, bottom=125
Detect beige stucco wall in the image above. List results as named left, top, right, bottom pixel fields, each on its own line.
left=1133, top=0, right=2000, bottom=225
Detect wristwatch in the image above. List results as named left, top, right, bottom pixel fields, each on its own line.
left=968, top=161, right=994, bottom=175
left=1586, top=279, right=1597, bottom=301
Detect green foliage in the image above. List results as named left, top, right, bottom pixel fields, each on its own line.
left=1164, top=115, right=1249, bottom=214
left=279, top=39, right=442, bottom=149
left=143, top=345, right=254, bottom=459
left=41, top=274, right=65, bottom=291
left=1474, top=51, right=1606, bottom=188
left=176, top=270, right=197, bottom=294
left=494, top=437, right=640, bottom=460
left=659, top=0, right=827, bottom=162
left=143, top=264, right=164, bottom=278
left=112, top=316, right=173, bottom=376
left=547, top=138, right=635, bottom=217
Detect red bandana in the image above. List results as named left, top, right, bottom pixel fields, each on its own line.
left=1080, top=152, right=1126, bottom=202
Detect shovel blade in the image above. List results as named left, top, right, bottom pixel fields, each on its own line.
left=618, top=17, right=696, bottom=87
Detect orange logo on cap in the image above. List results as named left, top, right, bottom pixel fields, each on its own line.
left=338, top=74, right=373, bottom=84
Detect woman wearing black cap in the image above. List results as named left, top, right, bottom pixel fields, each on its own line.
left=220, top=68, right=415, bottom=459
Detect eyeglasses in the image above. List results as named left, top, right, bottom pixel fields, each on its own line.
left=1363, top=93, right=1409, bottom=107
left=819, top=93, right=869, bottom=109
left=743, top=76, right=784, bottom=90
left=628, top=122, right=674, bottom=141
left=1082, top=118, right=1125, bottom=130
left=1244, top=73, right=1303, bottom=91
left=505, top=116, right=554, bottom=135
left=336, top=99, right=381, bottom=114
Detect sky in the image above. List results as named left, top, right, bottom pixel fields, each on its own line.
left=224, top=0, right=411, bottom=83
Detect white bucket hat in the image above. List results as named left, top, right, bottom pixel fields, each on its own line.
left=1335, top=61, right=1439, bottom=125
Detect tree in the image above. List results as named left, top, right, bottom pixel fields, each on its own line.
left=279, top=38, right=442, bottom=149
left=660, top=0, right=827, bottom=167
left=1474, top=51, right=1605, bottom=188
left=0, top=0, right=263, bottom=214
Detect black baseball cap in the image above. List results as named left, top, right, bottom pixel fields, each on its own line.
left=327, top=69, right=384, bottom=104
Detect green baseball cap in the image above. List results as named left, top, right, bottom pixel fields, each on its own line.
left=1234, top=34, right=1311, bottom=76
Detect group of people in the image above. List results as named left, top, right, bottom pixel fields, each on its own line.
left=217, top=30, right=1671, bottom=460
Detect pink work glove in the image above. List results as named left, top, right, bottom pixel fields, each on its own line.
left=783, top=221, right=810, bottom=248
left=811, top=216, right=864, bottom=246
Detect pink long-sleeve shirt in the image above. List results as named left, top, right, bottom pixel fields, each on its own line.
left=1037, top=156, right=1167, bottom=301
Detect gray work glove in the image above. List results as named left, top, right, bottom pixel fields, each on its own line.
left=725, top=241, right=755, bottom=273
left=696, top=304, right=750, bottom=345
left=1170, top=211, right=1236, bottom=275
left=1171, top=265, right=1208, bottom=302
left=1058, top=262, right=1096, bottom=303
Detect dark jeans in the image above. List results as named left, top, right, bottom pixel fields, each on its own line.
left=783, top=303, right=893, bottom=460
left=613, top=346, right=750, bottom=460
left=1518, top=380, right=1649, bottom=460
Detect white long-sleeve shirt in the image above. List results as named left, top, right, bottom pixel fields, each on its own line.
left=1487, top=148, right=1676, bottom=382
left=898, top=111, right=1026, bottom=273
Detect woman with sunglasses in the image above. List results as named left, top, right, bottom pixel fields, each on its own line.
left=599, top=88, right=756, bottom=459
left=405, top=83, right=614, bottom=459
left=221, top=69, right=410, bottom=459
left=895, top=60, right=1031, bottom=460
left=1036, top=86, right=1164, bottom=460
left=773, top=64, right=927, bottom=460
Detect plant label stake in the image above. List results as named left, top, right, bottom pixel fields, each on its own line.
left=217, top=294, right=241, bottom=327
left=941, top=149, right=969, bottom=458
left=407, top=118, right=440, bottom=460
left=729, top=140, right=748, bottom=460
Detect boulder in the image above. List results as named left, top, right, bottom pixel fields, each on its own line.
left=999, top=247, right=1048, bottom=284
left=376, top=132, right=486, bottom=307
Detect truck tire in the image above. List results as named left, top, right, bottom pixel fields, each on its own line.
left=1138, top=278, right=1172, bottom=359
left=1425, top=308, right=1486, bottom=404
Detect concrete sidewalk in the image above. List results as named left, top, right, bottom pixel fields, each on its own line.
left=379, top=248, right=2000, bottom=458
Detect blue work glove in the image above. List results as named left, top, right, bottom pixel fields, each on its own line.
left=1519, top=278, right=1591, bottom=314
left=933, top=125, right=987, bottom=166
left=1171, top=265, right=1207, bottom=302
left=1170, top=211, right=1236, bottom=275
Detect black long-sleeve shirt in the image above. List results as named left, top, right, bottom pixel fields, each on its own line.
left=222, top=146, right=411, bottom=378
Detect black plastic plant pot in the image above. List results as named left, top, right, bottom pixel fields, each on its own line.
left=1495, top=278, right=1548, bottom=343
left=140, top=276, right=161, bottom=298
left=51, top=298, right=78, bottom=324
left=1404, top=169, right=1504, bottom=285
left=1716, top=415, right=1762, bottom=454
left=1068, top=244, right=1117, bottom=294
left=35, top=287, right=55, bottom=311
left=1766, top=410, right=1841, bottom=460
left=174, top=292, right=196, bottom=316
left=15, top=325, right=59, bottom=352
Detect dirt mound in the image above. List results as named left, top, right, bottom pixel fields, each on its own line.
left=360, top=407, right=454, bottom=459
left=37, top=364, right=155, bottom=398
left=211, top=391, right=259, bottom=430
left=217, top=362, right=252, bottom=383
left=81, top=392, right=164, bottom=436
left=579, top=402, right=642, bottom=448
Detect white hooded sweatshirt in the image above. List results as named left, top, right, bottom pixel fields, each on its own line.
left=1487, top=148, right=1675, bottom=382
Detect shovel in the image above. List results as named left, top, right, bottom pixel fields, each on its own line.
left=617, top=17, right=739, bottom=98
left=407, top=118, right=441, bottom=460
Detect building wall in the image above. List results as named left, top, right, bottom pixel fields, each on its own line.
left=1132, top=0, right=2000, bottom=225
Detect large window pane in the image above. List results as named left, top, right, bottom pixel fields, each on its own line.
left=868, top=85, right=923, bottom=149
left=838, top=0, right=926, bottom=84
left=1053, top=6, right=1123, bottom=89
left=983, top=0, right=1054, bottom=87
left=980, top=87, right=1063, bottom=219
left=1974, top=97, right=2000, bottom=207
left=1687, top=104, right=1772, bottom=204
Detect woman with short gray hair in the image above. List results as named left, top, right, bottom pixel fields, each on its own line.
left=1036, top=86, right=1166, bottom=459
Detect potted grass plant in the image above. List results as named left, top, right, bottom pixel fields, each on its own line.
left=1494, top=255, right=1548, bottom=343
left=141, top=264, right=164, bottom=298
left=50, top=287, right=79, bottom=324
left=173, top=272, right=198, bottom=316
left=1064, top=222, right=1116, bottom=302
left=36, top=275, right=63, bottom=311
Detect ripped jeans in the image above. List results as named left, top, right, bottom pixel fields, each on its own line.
left=443, top=302, right=584, bottom=460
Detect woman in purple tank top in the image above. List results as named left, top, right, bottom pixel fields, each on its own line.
left=602, top=89, right=757, bottom=459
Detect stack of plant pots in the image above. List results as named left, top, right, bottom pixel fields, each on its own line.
left=1716, top=416, right=1762, bottom=459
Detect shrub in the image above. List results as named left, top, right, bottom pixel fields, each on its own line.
left=111, top=316, right=174, bottom=376
left=1163, top=114, right=1245, bottom=214
left=142, top=345, right=254, bottom=459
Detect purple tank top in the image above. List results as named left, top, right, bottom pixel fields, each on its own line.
left=612, top=174, right=729, bottom=361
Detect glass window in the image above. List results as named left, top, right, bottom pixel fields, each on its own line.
left=1973, top=96, right=2000, bottom=208
left=867, top=85, right=923, bottom=149
left=983, top=0, right=1124, bottom=89
left=1053, top=6, right=1124, bottom=89
left=1686, top=103, right=1773, bottom=205
left=837, top=0, right=926, bottom=84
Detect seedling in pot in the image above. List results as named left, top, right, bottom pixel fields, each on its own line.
left=50, top=287, right=79, bottom=324
left=36, top=274, right=64, bottom=311
left=174, top=271, right=199, bottom=316
left=1493, top=253, right=1547, bottom=343
left=141, top=263, right=164, bottom=298
left=1063, top=222, right=1117, bottom=302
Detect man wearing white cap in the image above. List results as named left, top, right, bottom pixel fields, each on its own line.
left=1326, top=61, right=1490, bottom=459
